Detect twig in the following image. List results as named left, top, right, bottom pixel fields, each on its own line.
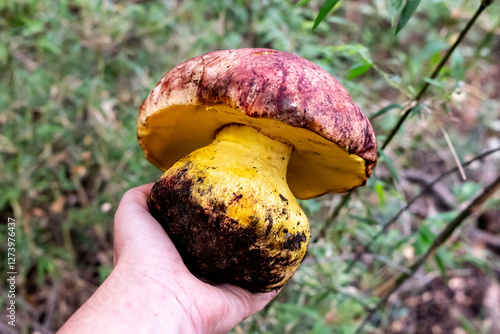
left=403, top=169, right=455, bottom=209
left=317, top=191, right=352, bottom=239
left=344, top=146, right=500, bottom=273
left=438, top=122, right=467, bottom=180
left=381, top=2, right=488, bottom=151
left=471, top=229, right=500, bottom=248
left=354, top=173, right=500, bottom=334
left=321, top=1, right=490, bottom=234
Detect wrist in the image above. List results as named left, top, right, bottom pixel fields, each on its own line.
left=108, top=263, right=198, bottom=333
left=60, top=264, right=198, bottom=333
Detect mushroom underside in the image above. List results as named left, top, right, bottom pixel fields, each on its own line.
left=139, top=104, right=368, bottom=199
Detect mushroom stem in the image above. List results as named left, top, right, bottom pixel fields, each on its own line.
left=148, top=123, right=310, bottom=292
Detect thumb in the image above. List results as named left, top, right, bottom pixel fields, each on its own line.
left=113, top=184, right=183, bottom=266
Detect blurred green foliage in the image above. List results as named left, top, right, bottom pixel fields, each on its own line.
left=1, top=0, right=500, bottom=333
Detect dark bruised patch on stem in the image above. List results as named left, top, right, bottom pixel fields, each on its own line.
left=148, top=163, right=306, bottom=292
left=279, top=194, right=288, bottom=202
left=283, top=232, right=307, bottom=251
left=265, top=215, right=274, bottom=234
left=229, top=193, right=243, bottom=204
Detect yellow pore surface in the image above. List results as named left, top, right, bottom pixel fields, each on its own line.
left=138, top=104, right=368, bottom=199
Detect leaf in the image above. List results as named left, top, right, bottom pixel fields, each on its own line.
left=415, top=40, right=448, bottom=62
left=389, top=0, right=404, bottom=25
left=434, top=251, right=447, bottom=278
left=435, top=248, right=453, bottom=278
left=423, top=77, right=446, bottom=90
left=350, top=215, right=378, bottom=226
left=293, top=0, right=312, bottom=8
left=370, top=103, right=402, bottom=120
left=395, top=0, right=422, bottom=35
left=347, top=62, right=373, bottom=79
left=98, top=265, right=113, bottom=283
left=327, top=16, right=357, bottom=28
left=298, top=199, right=322, bottom=214
left=21, top=18, right=45, bottom=36
left=378, top=150, right=400, bottom=183
left=312, top=0, right=340, bottom=31
left=375, top=180, right=385, bottom=206
left=312, top=318, right=331, bottom=334
left=0, top=43, right=8, bottom=65
left=0, top=188, right=21, bottom=209
left=278, top=303, right=322, bottom=320
left=414, top=225, right=434, bottom=254
left=456, top=182, right=481, bottom=202
left=0, top=134, right=17, bottom=153
left=38, top=38, right=61, bottom=55
left=409, top=103, right=423, bottom=117
left=330, top=43, right=371, bottom=61
left=450, top=49, right=465, bottom=81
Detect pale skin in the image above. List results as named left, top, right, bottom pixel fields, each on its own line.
left=59, top=184, right=279, bottom=334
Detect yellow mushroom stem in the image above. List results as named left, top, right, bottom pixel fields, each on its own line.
left=148, top=123, right=310, bottom=292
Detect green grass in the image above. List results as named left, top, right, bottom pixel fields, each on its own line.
left=1, top=0, right=500, bottom=333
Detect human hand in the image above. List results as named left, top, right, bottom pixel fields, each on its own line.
left=59, top=184, right=279, bottom=334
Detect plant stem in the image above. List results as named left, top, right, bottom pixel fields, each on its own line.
left=354, top=172, right=500, bottom=334
left=344, top=147, right=500, bottom=273
left=317, top=191, right=352, bottom=239
left=381, top=2, right=487, bottom=151
left=320, top=0, right=489, bottom=245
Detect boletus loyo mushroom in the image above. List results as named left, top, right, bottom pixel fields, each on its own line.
left=138, top=48, right=377, bottom=292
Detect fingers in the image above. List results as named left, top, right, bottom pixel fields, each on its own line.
left=114, top=183, right=155, bottom=252
left=114, top=183, right=154, bottom=224
left=227, top=286, right=280, bottom=317
left=212, top=284, right=280, bottom=332
left=250, top=289, right=281, bottom=313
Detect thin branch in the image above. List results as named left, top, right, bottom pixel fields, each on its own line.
left=381, top=2, right=487, bottom=151
left=438, top=122, right=467, bottom=180
left=321, top=1, right=489, bottom=232
left=344, top=146, right=500, bottom=273
left=354, top=173, right=500, bottom=334
left=316, top=191, right=352, bottom=240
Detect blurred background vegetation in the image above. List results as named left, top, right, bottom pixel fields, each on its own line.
left=1, top=0, right=500, bottom=333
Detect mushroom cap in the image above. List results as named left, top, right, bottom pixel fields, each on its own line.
left=138, top=48, right=377, bottom=199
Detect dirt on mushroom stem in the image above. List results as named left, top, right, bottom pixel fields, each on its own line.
left=148, top=123, right=310, bottom=292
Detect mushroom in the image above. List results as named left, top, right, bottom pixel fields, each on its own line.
left=138, top=48, right=377, bottom=292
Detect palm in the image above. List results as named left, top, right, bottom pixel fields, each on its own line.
left=113, top=184, right=278, bottom=334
